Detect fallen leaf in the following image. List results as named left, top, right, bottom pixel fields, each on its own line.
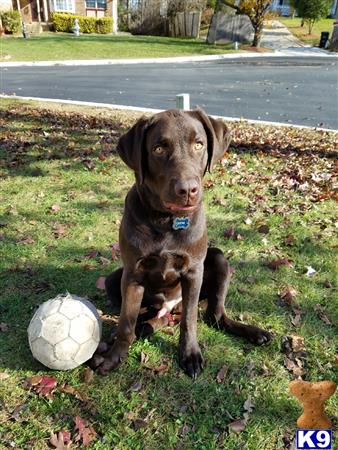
left=99, top=256, right=110, bottom=267
left=260, top=363, right=270, bottom=376
left=291, top=309, right=302, bottom=327
left=50, top=431, right=72, bottom=450
left=0, top=322, right=9, bottom=332
left=228, top=418, right=247, bottom=433
left=257, top=224, right=269, bottom=234
left=83, top=368, right=94, bottom=384
left=111, top=243, right=120, bottom=260
left=140, top=351, right=149, bottom=365
left=74, top=416, right=96, bottom=447
left=284, top=234, right=296, bottom=246
left=279, top=287, right=298, bottom=306
left=266, top=258, right=292, bottom=270
left=17, top=236, right=35, bottom=245
left=59, top=383, right=84, bottom=401
left=9, top=404, right=28, bottom=421
left=24, top=375, right=57, bottom=399
left=133, top=418, right=148, bottom=430
left=128, top=380, right=142, bottom=392
left=314, top=304, right=332, bottom=325
left=85, top=250, right=100, bottom=259
left=246, top=276, right=256, bottom=285
left=243, top=395, right=254, bottom=413
left=291, top=335, right=305, bottom=353
left=96, top=276, right=106, bottom=290
left=179, top=424, right=191, bottom=437
left=50, top=204, right=61, bottom=213
left=0, top=372, right=10, bottom=380
left=216, top=365, right=228, bottom=383
left=52, top=222, right=67, bottom=239
left=83, top=159, right=95, bottom=171
left=281, top=335, right=306, bottom=378
left=223, top=227, right=235, bottom=239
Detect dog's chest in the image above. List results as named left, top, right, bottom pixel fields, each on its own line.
left=136, top=251, right=189, bottom=289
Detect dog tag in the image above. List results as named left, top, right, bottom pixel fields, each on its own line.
left=172, top=217, right=190, bottom=230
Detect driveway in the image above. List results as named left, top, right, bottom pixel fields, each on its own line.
left=2, top=56, right=337, bottom=129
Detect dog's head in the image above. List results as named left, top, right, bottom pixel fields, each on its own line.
left=117, top=108, right=231, bottom=214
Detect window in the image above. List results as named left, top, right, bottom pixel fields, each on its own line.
left=86, top=0, right=107, bottom=9
left=54, top=0, right=74, bottom=12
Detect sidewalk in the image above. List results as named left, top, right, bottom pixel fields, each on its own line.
left=261, top=20, right=333, bottom=56
left=261, top=20, right=304, bottom=49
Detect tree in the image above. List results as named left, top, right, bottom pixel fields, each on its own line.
left=291, top=0, right=332, bottom=34
left=218, top=0, right=272, bottom=47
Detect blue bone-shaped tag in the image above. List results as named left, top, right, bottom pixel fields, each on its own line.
left=173, top=217, right=190, bottom=230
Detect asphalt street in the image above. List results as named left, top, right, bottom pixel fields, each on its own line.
left=2, top=57, right=338, bottom=128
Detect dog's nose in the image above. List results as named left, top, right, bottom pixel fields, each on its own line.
left=174, top=179, right=199, bottom=199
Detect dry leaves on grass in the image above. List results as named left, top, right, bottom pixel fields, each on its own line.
left=74, top=416, right=97, bottom=447
left=314, top=304, right=332, bottom=326
left=23, top=375, right=57, bottom=399
left=266, top=258, right=292, bottom=270
left=228, top=395, right=255, bottom=433
left=281, top=335, right=306, bottom=379
left=50, top=431, right=72, bottom=450
left=216, top=365, right=228, bottom=384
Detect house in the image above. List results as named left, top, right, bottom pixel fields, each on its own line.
left=11, top=0, right=118, bottom=30
left=270, top=0, right=338, bottom=18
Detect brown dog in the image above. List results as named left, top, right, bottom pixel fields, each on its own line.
left=91, top=108, right=272, bottom=378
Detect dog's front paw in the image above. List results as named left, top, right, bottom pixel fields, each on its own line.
left=89, top=339, right=130, bottom=375
left=247, top=326, right=273, bottom=346
left=179, top=345, right=204, bottom=379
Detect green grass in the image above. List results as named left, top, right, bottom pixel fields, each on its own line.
left=0, top=99, right=337, bottom=449
left=0, top=32, right=235, bottom=62
left=279, top=18, right=335, bottom=46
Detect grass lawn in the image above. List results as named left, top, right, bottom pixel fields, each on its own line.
left=0, top=32, right=235, bottom=62
left=279, top=18, right=335, bottom=46
left=0, top=99, right=337, bottom=449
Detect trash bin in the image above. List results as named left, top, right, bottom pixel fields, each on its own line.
left=319, top=31, right=330, bottom=48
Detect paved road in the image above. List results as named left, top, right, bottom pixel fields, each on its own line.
left=2, top=57, right=337, bottom=128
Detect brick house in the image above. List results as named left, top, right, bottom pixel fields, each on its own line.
left=12, top=0, right=118, bottom=29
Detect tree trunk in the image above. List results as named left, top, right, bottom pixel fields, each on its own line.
left=252, top=24, right=263, bottom=47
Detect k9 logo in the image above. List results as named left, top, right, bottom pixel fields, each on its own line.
left=296, top=430, right=332, bottom=449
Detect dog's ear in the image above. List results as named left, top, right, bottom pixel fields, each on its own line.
left=117, top=116, right=150, bottom=184
left=188, top=108, right=231, bottom=172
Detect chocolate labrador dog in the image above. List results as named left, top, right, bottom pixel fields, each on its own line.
left=91, top=108, right=272, bottom=378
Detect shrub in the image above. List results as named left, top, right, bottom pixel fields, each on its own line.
left=1, top=10, right=21, bottom=34
left=51, top=12, right=75, bottom=32
left=96, top=17, right=113, bottom=34
left=52, top=12, right=113, bottom=34
left=78, top=16, right=97, bottom=33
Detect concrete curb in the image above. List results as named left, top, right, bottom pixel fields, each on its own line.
left=1, top=94, right=337, bottom=133
left=1, top=49, right=337, bottom=68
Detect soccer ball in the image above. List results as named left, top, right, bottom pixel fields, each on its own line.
left=28, top=293, right=102, bottom=370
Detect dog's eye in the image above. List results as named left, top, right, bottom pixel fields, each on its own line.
left=153, top=146, right=165, bottom=155
left=194, top=142, right=204, bottom=151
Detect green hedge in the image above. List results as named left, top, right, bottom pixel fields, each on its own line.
left=52, top=12, right=113, bottom=34
left=1, top=10, right=21, bottom=34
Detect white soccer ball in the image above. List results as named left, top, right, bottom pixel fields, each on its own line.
left=28, top=293, right=102, bottom=370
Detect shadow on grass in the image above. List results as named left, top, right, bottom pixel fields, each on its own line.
left=1, top=232, right=336, bottom=373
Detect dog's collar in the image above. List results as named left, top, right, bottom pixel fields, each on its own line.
left=172, top=216, right=190, bottom=230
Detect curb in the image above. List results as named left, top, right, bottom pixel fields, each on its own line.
left=1, top=49, right=337, bottom=68
left=1, top=94, right=337, bottom=133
